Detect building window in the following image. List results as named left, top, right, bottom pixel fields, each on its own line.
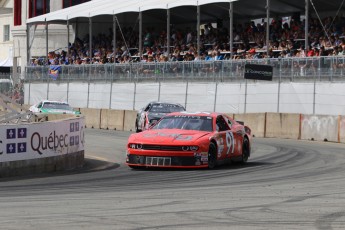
left=14, top=0, right=22, bottom=26
left=63, top=0, right=90, bottom=8
left=29, top=0, right=50, bottom=18
left=3, top=25, right=10, bottom=41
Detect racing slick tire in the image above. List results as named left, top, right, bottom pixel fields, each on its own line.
left=241, top=138, right=250, bottom=164
left=208, top=142, right=217, bottom=169
left=129, top=165, right=141, bottom=169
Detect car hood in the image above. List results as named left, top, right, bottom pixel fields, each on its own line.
left=130, top=129, right=211, bottom=144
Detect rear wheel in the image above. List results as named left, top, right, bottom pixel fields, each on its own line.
left=208, top=142, right=217, bottom=169
left=128, top=165, right=141, bottom=169
left=241, top=138, right=250, bottom=164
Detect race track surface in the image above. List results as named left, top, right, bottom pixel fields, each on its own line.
left=0, top=129, right=345, bottom=230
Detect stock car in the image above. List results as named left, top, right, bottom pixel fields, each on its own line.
left=127, top=111, right=252, bottom=169
left=29, top=100, right=81, bottom=115
left=135, top=101, right=185, bottom=132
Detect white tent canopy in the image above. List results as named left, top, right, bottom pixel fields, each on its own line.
left=27, top=0, right=237, bottom=24
left=0, top=57, right=13, bottom=67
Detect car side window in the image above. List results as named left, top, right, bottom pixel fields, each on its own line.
left=216, top=115, right=230, bottom=131
left=144, top=104, right=151, bottom=111
left=226, top=117, right=232, bottom=129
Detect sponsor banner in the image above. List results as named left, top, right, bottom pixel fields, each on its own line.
left=0, top=117, right=84, bottom=162
left=244, top=64, right=273, bottom=81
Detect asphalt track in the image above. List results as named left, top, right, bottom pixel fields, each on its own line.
left=0, top=129, right=345, bottom=230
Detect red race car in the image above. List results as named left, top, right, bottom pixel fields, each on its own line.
left=126, top=112, right=252, bottom=169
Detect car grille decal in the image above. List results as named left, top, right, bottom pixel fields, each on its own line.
left=146, top=157, right=172, bottom=166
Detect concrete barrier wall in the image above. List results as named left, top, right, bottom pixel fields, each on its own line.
left=301, top=115, right=339, bottom=142
left=233, top=113, right=266, bottom=138
left=101, top=109, right=125, bottom=130
left=79, top=108, right=344, bottom=144
left=265, top=113, right=300, bottom=139
left=124, top=110, right=137, bottom=132
left=47, top=114, right=77, bottom=121
left=80, top=108, right=101, bottom=129
left=0, top=151, right=84, bottom=177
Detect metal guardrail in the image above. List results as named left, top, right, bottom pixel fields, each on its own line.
left=25, top=57, right=345, bottom=83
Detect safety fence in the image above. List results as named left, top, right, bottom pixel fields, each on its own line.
left=25, top=56, right=345, bottom=83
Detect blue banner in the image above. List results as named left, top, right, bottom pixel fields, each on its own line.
left=48, top=65, right=61, bottom=80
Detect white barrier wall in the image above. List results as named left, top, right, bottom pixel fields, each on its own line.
left=160, top=83, right=188, bottom=108
left=216, top=83, right=244, bottom=113
left=111, top=83, right=135, bottom=110
left=315, top=83, right=345, bottom=115
left=279, top=83, right=314, bottom=114
left=88, top=83, right=111, bottom=109
left=0, top=117, right=85, bottom=163
left=25, top=82, right=345, bottom=116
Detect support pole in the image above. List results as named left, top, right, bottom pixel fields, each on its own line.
left=305, top=0, right=309, bottom=51
left=266, top=0, right=270, bottom=55
left=229, top=1, right=233, bottom=59
left=197, top=5, right=200, bottom=56
left=139, top=11, right=143, bottom=58
left=26, top=24, right=30, bottom=65
left=67, top=20, right=70, bottom=56
left=45, top=20, right=48, bottom=65
left=167, top=8, right=170, bottom=57
left=89, top=17, right=92, bottom=60
left=113, top=14, right=117, bottom=63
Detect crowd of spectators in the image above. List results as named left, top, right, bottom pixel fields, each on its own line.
left=31, top=15, right=345, bottom=66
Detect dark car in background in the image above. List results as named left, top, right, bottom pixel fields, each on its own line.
left=135, top=101, right=185, bottom=132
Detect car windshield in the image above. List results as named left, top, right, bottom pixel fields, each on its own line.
left=42, top=102, right=73, bottom=110
left=149, top=104, right=185, bottom=113
left=153, top=115, right=213, bottom=132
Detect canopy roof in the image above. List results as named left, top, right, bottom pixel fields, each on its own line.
left=0, top=57, right=12, bottom=67
left=27, top=0, right=236, bottom=24
left=27, top=0, right=345, bottom=25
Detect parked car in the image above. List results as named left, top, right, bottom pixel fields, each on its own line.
left=135, top=101, right=185, bottom=132
left=127, top=111, right=252, bottom=169
left=29, top=100, right=80, bottom=115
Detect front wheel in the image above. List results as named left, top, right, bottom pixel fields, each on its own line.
left=241, top=138, right=250, bottom=164
left=208, top=142, right=217, bottom=169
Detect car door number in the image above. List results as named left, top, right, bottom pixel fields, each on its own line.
left=225, top=131, right=234, bottom=155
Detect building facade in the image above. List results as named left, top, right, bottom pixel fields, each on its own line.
left=7, top=0, right=89, bottom=79
left=0, top=0, right=13, bottom=63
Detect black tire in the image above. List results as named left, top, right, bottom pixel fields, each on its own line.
left=208, top=142, right=217, bottom=169
left=241, top=138, right=250, bottom=164
left=129, top=165, right=141, bottom=169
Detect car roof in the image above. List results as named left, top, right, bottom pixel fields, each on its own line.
left=167, top=111, right=221, bottom=117
left=149, top=101, right=184, bottom=107
left=41, top=100, right=69, bottom=104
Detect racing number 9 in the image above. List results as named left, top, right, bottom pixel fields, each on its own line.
left=225, top=131, right=234, bottom=155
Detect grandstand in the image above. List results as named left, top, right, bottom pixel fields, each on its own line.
left=22, top=0, right=345, bottom=116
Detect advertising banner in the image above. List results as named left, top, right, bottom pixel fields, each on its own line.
left=0, top=117, right=84, bottom=162
left=244, top=64, right=273, bottom=81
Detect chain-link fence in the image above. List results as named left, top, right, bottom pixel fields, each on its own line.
left=25, top=57, right=345, bottom=83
